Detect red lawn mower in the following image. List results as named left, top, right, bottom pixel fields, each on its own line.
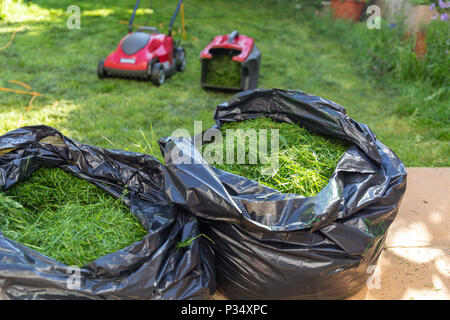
left=97, top=0, right=186, bottom=86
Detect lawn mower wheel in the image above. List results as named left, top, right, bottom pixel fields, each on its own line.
left=151, top=63, right=165, bottom=86
left=97, top=58, right=107, bottom=79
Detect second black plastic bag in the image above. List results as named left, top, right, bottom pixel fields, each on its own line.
left=159, top=89, right=407, bottom=300
left=0, top=125, right=215, bottom=300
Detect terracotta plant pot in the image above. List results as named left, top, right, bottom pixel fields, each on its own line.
left=414, top=30, right=427, bottom=60
left=330, top=0, right=366, bottom=22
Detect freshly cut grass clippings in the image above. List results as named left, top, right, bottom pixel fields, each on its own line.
left=205, top=50, right=242, bottom=88
left=0, top=168, right=147, bottom=267
left=209, top=118, right=351, bottom=197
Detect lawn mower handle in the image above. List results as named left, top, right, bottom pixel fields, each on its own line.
left=128, top=0, right=141, bottom=33
left=168, top=0, right=183, bottom=37
left=137, top=26, right=160, bottom=33
left=227, top=30, right=239, bottom=43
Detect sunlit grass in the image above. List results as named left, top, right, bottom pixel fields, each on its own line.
left=83, top=9, right=115, bottom=17
left=0, top=0, right=64, bottom=22
left=0, top=0, right=447, bottom=166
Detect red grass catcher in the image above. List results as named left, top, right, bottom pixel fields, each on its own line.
left=200, top=30, right=261, bottom=91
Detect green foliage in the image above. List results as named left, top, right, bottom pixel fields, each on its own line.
left=307, top=10, right=449, bottom=86
left=176, top=233, right=215, bottom=251
left=409, top=0, right=434, bottom=4
left=0, top=168, right=147, bottom=266
left=305, top=10, right=449, bottom=164
left=294, top=0, right=325, bottom=9
left=425, top=21, right=450, bottom=86
left=209, top=118, right=351, bottom=197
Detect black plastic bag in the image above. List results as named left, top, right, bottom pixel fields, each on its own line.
left=159, top=89, right=407, bottom=300
left=0, top=125, right=215, bottom=300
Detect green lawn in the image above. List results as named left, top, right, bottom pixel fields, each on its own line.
left=0, top=0, right=448, bottom=166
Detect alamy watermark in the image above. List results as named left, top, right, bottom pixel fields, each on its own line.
left=169, top=121, right=280, bottom=176
left=366, top=265, right=381, bottom=290
left=366, top=5, right=381, bottom=30
left=66, top=266, right=82, bottom=290
left=66, top=5, right=81, bottom=30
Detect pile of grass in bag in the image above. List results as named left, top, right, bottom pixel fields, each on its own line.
left=210, top=118, right=352, bottom=197
left=205, top=50, right=242, bottom=88
left=0, top=168, right=147, bottom=267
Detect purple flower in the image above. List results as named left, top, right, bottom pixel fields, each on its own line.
left=441, top=13, right=449, bottom=21
left=432, top=14, right=439, bottom=20
left=430, top=3, right=436, bottom=11
left=438, top=0, right=446, bottom=9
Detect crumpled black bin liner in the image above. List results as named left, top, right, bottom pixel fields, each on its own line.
left=159, top=89, right=407, bottom=300
left=0, top=126, right=215, bottom=300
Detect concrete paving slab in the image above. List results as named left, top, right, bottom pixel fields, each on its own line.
left=386, top=167, right=450, bottom=248
left=211, top=167, right=450, bottom=300
left=349, top=247, right=450, bottom=300
left=350, top=167, right=450, bottom=300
